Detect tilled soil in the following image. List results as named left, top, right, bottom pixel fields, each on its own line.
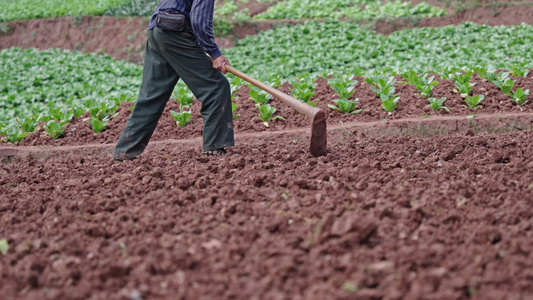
left=1, top=126, right=533, bottom=300
left=2, top=2, right=533, bottom=299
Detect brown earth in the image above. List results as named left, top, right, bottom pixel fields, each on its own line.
left=3, top=1, right=533, bottom=300
left=0, top=16, right=151, bottom=64
left=2, top=119, right=533, bottom=299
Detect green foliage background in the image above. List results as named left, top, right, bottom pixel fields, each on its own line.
left=0, top=48, right=141, bottom=123
left=1, top=0, right=532, bottom=142
left=225, top=21, right=533, bottom=78
left=255, top=0, right=446, bottom=20
left=0, top=0, right=126, bottom=22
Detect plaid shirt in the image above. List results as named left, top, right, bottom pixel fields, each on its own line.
left=148, top=0, right=222, bottom=59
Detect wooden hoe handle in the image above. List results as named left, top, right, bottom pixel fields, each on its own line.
left=225, top=65, right=321, bottom=118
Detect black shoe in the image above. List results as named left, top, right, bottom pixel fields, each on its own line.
left=200, top=148, right=227, bottom=157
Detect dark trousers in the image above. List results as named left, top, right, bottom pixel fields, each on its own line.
left=114, top=27, right=234, bottom=160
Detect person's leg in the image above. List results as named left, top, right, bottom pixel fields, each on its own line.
left=113, top=30, right=179, bottom=161
left=154, top=27, right=234, bottom=152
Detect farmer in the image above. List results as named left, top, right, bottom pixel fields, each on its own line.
left=113, top=0, right=233, bottom=161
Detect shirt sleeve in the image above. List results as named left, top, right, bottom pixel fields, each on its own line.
left=190, top=0, right=223, bottom=59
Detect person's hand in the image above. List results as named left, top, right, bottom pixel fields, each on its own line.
left=212, top=55, right=230, bottom=74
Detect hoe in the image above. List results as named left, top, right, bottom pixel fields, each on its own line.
left=225, top=65, right=327, bottom=157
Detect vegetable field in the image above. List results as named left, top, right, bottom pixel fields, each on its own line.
left=2, top=1, right=533, bottom=299
left=0, top=0, right=126, bottom=22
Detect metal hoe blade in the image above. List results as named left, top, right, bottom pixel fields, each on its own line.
left=225, top=65, right=328, bottom=157
left=310, top=110, right=327, bottom=157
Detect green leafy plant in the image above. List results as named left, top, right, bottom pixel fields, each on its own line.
left=450, top=70, right=475, bottom=98
left=44, top=120, right=65, bottom=139
left=439, top=66, right=461, bottom=79
left=3, top=127, right=29, bottom=143
left=465, top=95, right=485, bottom=109
left=476, top=68, right=525, bottom=105
left=427, top=97, right=450, bottom=112
left=172, top=86, right=195, bottom=107
left=328, top=75, right=361, bottom=113
left=510, top=88, right=530, bottom=106
left=496, top=78, right=515, bottom=94
left=485, top=70, right=509, bottom=87
left=0, top=123, right=7, bottom=137
left=0, top=23, right=10, bottom=34
left=86, top=99, right=118, bottom=121
left=509, top=63, right=530, bottom=77
left=290, top=75, right=317, bottom=106
left=48, top=107, right=74, bottom=124
left=36, top=113, right=52, bottom=123
left=232, top=102, right=240, bottom=119
left=170, top=108, right=192, bottom=127
left=71, top=106, right=87, bottom=119
left=218, top=0, right=239, bottom=16
left=257, top=103, right=285, bottom=127
left=249, top=87, right=272, bottom=105
left=479, top=68, right=530, bottom=106
left=370, top=83, right=397, bottom=100
left=478, top=68, right=529, bottom=105
left=417, top=74, right=438, bottom=97
left=328, top=99, right=362, bottom=114
left=88, top=116, right=109, bottom=133
left=265, top=75, right=283, bottom=89
left=382, top=94, right=400, bottom=113
left=366, top=74, right=400, bottom=113
left=472, top=65, right=489, bottom=79
left=401, top=70, right=419, bottom=86
left=213, top=18, right=234, bottom=37
left=233, top=9, right=251, bottom=22
left=365, top=74, right=396, bottom=94
left=16, top=116, right=38, bottom=133
left=401, top=71, right=439, bottom=98
left=417, top=81, right=438, bottom=98
left=328, top=75, right=358, bottom=100
left=0, top=239, right=8, bottom=256
left=485, top=69, right=514, bottom=96
left=230, top=76, right=245, bottom=95
left=109, top=94, right=137, bottom=106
